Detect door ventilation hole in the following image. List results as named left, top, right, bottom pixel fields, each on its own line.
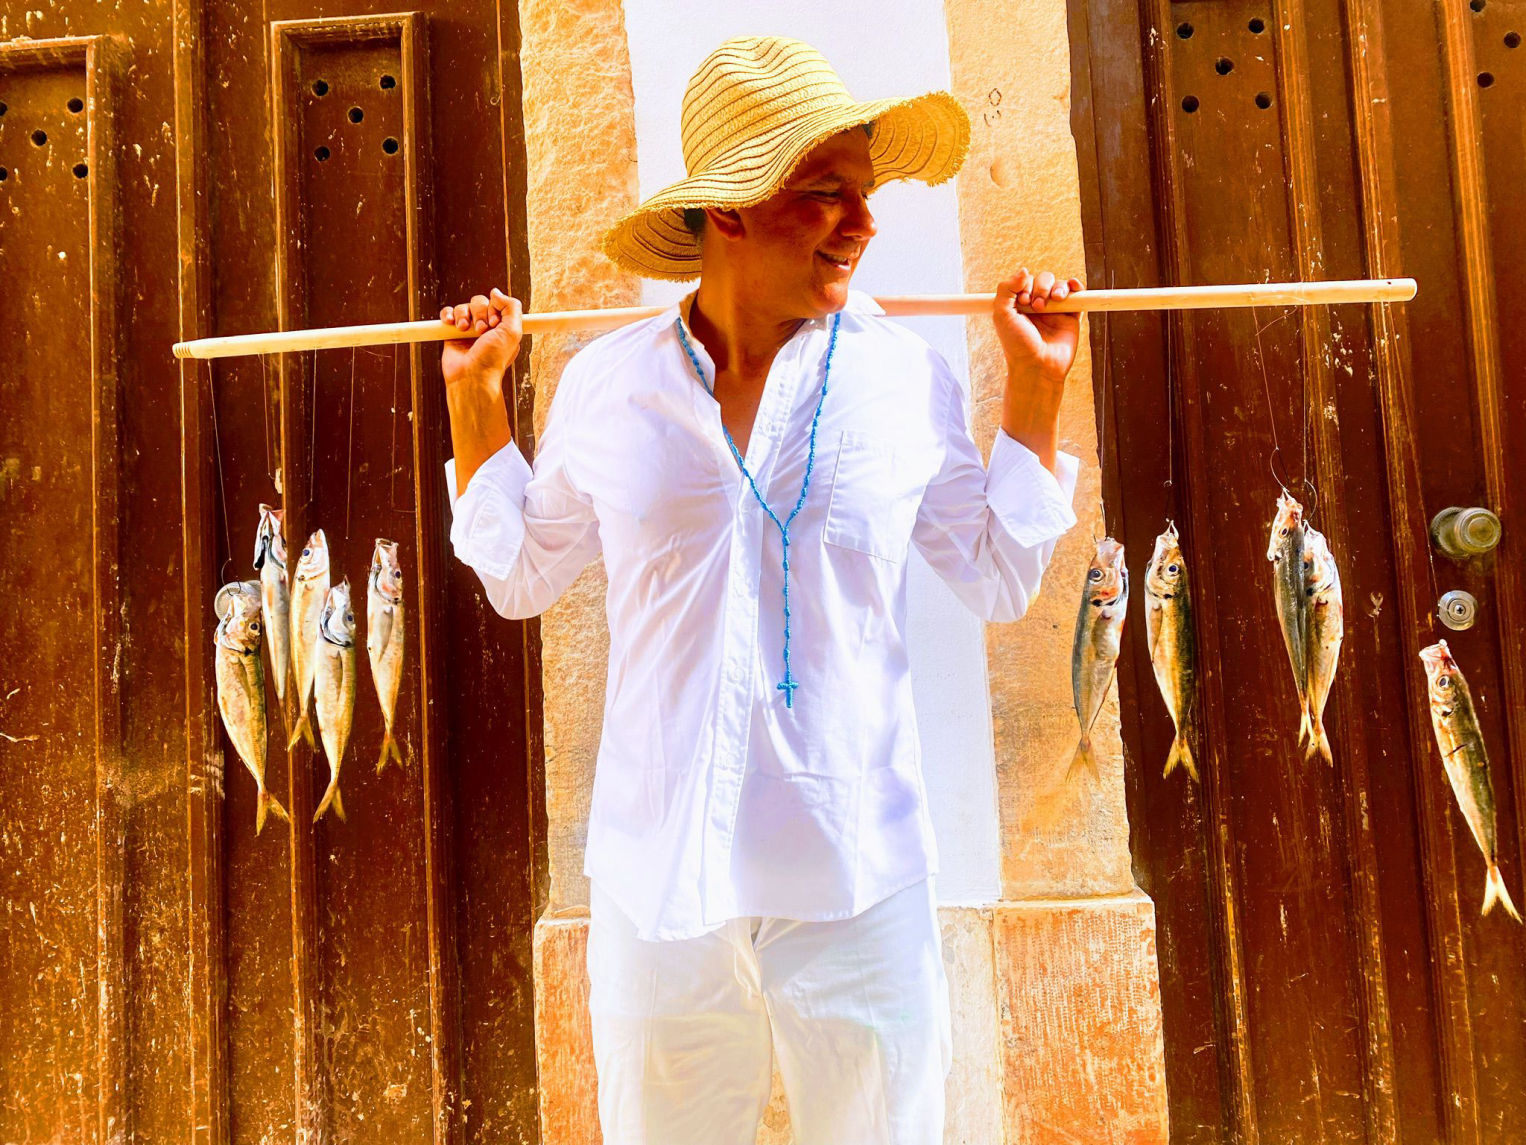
left=312, top=79, right=329, bottom=96
left=1477, top=72, right=1494, bottom=87
left=0, top=168, right=8, bottom=181
left=73, top=163, right=88, bottom=178
left=31, top=130, right=47, bottom=147
left=0, top=101, right=7, bottom=116
left=382, top=137, right=399, bottom=154
left=67, top=97, right=83, bottom=114
left=1255, top=92, right=1273, bottom=109
left=348, top=106, right=364, bottom=123
left=1216, top=57, right=1234, bottom=75
left=380, top=74, right=396, bottom=89
left=1249, top=17, right=1266, bottom=33
left=315, top=145, right=331, bottom=162
left=1177, top=22, right=1193, bottom=39
left=1470, top=0, right=1485, bottom=11
left=1182, top=95, right=1200, bottom=113
left=1506, top=31, right=1520, bottom=48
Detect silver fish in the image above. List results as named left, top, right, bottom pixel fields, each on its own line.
left=1071, top=537, right=1128, bottom=780
left=255, top=505, right=292, bottom=734
left=1268, top=491, right=1308, bottom=743
left=214, top=581, right=290, bottom=834
left=313, top=578, right=357, bottom=823
left=287, top=529, right=329, bottom=751
left=1144, top=523, right=1198, bottom=782
left=1420, top=641, right=1520, bottom=921
left=367, top=539, right=405, bottom=773
left=1302, top=526, right=1343, bottom=765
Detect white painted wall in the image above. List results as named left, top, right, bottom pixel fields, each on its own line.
left=622, top=0, right=1001, bottom=905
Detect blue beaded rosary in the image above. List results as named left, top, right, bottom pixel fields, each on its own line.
left=675, top=311, right=842, bottom=708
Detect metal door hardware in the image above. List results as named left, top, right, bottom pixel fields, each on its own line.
left=1431, top=506, right=1502, bottom=558
left=1438, top=590, right=1478, bottom=631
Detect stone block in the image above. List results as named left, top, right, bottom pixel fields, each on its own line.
left=992, top=895, right=1170, bottom=1144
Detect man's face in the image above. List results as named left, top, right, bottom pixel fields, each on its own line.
left=725, top=128, right=878, bottom=318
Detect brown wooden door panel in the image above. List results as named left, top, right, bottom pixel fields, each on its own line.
left=1071, top=0, right=1526, bottom=1140
left=0, top=3, right=540, bottom=1142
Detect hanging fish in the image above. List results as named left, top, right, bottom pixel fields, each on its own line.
left=214, top=581, right=291, bottom=834
left=367, top=539, right=405, bottom=773
left=287, top=529, right=329, bottom=751
left=1268, top=491, right=1309, bottom=743
left=255, top=505, right=292, bottom=736
left=1144, top=523, right=1198, bottom=782
left=1301, top=526, right=1343, bottom=765
left=313, top=578, right=357, bottom=823
left=1419, top=641, right=1521, bottom=921
left=1071, top=537, right=1128, bottom=780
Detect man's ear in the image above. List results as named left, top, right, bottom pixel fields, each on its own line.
left=703, top=206, right=745, bottom=241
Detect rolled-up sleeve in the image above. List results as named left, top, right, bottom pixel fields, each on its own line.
left=912, top=365, right=1079, bottom=622
left=445, top=373, right=600, bottom=619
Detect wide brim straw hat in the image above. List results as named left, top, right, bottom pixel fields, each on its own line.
left=602, top=36, right=971, bottom=281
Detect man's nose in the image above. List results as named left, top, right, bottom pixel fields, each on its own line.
left=840, top=191, right=876, bottom=240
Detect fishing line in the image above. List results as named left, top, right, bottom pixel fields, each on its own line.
left=389, top=342, right=400, bottom=513
left=308, top=347, right=318, bottom=507
left=1096, top=280, right=1111, bottom=541
left=206, top=359, right=235, bottom=584
left=345, top=345, right=357, bottom=540
left=259, top=353, right=275, bottom=492
left=1253, top=304, right=1296, bottom=495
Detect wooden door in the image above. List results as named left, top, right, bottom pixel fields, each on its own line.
left=0, top=3, right=545, bottom=1143
left=1067, top=0, right=1526, bottom=1141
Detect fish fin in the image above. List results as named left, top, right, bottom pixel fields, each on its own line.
left=256, top=789, right=291, bottom=833
left=313, top=779, right=345, bottom=824
left=1068, top=735, right=1099, bottom=782
left=286, top=710, right=314, bottom=752
left=1297, top=705, right=1312, bottom=748
left=1483, top=864, right=1522, bottom=922
left=376, top=732, right=402, bottom=775
left=1304, top=718, right=1334, bottom=766
left=1164, top=735, right=1199, bottom=782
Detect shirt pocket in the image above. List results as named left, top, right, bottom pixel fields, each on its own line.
left=822, top=429, right=918, bottom=562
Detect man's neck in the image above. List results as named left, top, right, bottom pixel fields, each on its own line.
left=689, top=276, right=805, bottom=385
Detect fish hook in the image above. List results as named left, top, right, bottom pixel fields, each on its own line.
left=1268, top=444, right=1293, bottom=498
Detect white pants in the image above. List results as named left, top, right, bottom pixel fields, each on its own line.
left=587, top=878, right=952, bottom=1145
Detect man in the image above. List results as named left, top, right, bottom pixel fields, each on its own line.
left=441, top=36, right=1083, bottom=1145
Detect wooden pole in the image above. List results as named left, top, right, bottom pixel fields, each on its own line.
left=171, top=277, right=1417, bottom=360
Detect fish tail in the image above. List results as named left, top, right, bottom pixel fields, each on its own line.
left=1304, top=717, right=1334, bottom=766
left=312, top=779, right=346, bottom=824
left=257, top=788, right=291, bottom=834
left=1068, top=735, right=1099, bottom=782
left=376, top=731, right=402, bottom=775
left=1483, top=864, right=1522, bottom=923
left=286, top=709, right=315, bottom=752
left=1297, top=705, right=1312, bottom=748
left=1164, top=734, right=1199, bottom=783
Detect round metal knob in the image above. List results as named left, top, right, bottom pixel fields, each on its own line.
left=1432, top=506, right=1502, bottom=558
left=1438, top=590, right=1478, bottom=631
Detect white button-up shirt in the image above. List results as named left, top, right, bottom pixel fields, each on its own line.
left=446, top=291, right=1078, bottom=940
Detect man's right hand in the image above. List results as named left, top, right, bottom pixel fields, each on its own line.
left=440, top=287, right=524, bottom=391
left=440, top=288, right=522, bottom=495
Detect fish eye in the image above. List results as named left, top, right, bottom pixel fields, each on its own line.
left=1438, top=674, right=1450, bottom=687
left=345, top=612, right=354, bottom=623
left=1167, top=563, right=1179, bottom=574
left=250, top=621, right=260, bottom=633
left=303, top=548, right=311, bottom=558
left=1088, top=568, right=1103, bottom=581
left=1280, top=527, right=1288, bottom=536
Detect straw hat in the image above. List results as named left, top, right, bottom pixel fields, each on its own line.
left=601, top=36, right=971, bottom=281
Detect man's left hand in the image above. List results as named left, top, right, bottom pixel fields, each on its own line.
left=993, top=269, right=1084, bottom=473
